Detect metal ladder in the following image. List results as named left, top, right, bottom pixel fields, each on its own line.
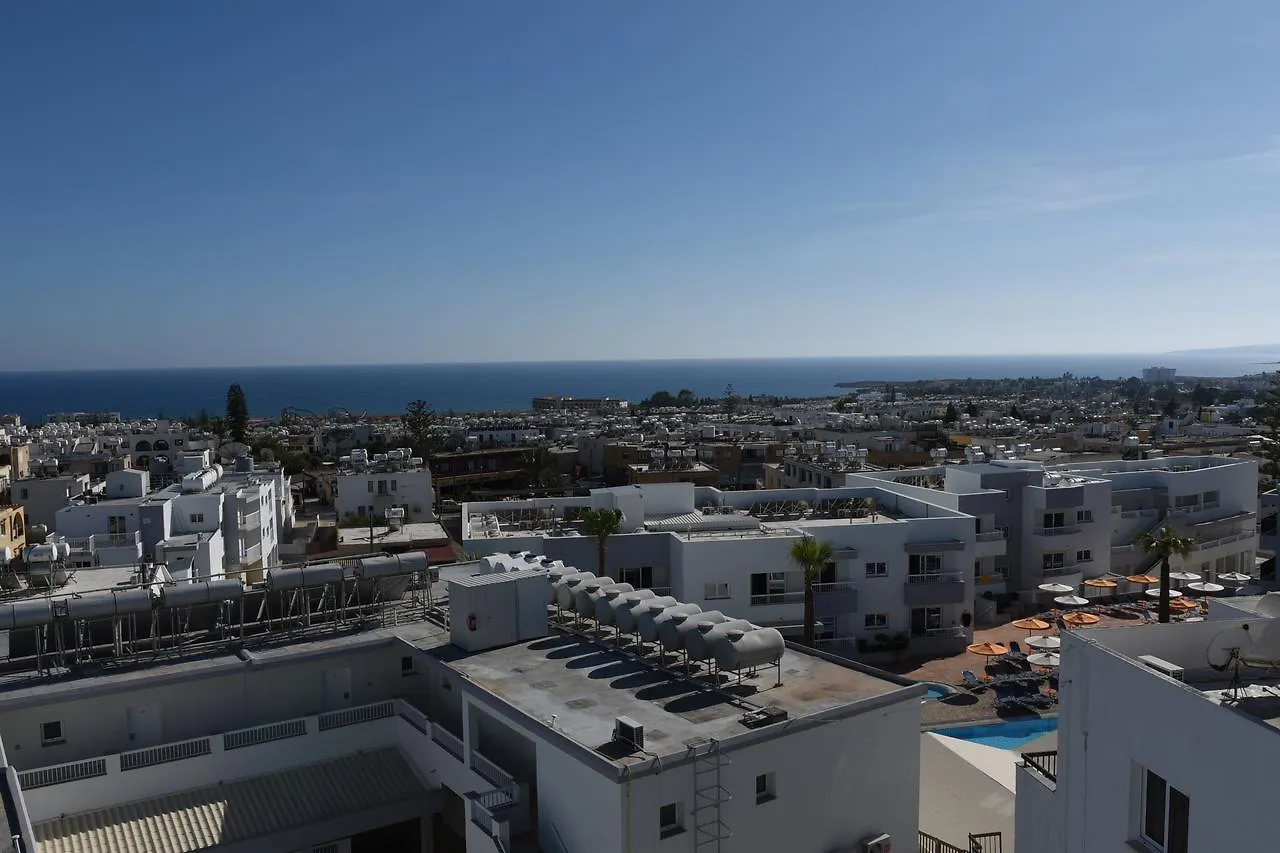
left=689, top=737, right=731, bottom=852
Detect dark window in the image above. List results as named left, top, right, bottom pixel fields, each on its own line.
left=401, top=655, right=415, bottom=675
left=41, top=721, right=63, bottom=745
left=659, top=802, right=683, bottom=837
left=755, top=772, right=776, bottom=803
left=1141, top=768, right=1188, bottom=852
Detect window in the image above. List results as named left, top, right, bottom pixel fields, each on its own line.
left=659, top=802, right=684, bottom=838
left=391, top=479, right=398, bottom=492
left=1141, top=768, right=1189, bottom=853
left=400, top=655, right=415, bottom=676
left=107, top=515, right=127, bottom=535
left=1174, top=494, right=1199, bottom=510
left=1043, top=512, right=1066, bottom=530
left=755, top=772, right=776, bottom=804
left=704, top=582, right=730, bottom=600
left=20, top=488, right=28, bottom=499
left=377, top=479, right=388, bottom=495
left=1043, top=553, right=1065, bottom=570
left=909, top=554, right=942, bottom=575
left=190, top=513, right=204, bottom=524
left=41, top=721, right=63, bottom=746
left=1203, top=490, right=1219, bottom=505
left=865, top=561, right=888, bottom=577
left=1076, top=509, right=1093, bottom=523
left=367, top=480, right=374, bottom=493
left=1076, top=549, right=1092, bottom=563
left=620, top=566, right=654, bottom=589
left=864, top=613, right=888, bottom=630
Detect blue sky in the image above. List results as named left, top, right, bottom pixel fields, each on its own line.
left=5, top=2, right=1280, bottom=369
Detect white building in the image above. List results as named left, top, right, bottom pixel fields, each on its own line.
left=0, top=554, right=921, bottom=853
left=463, top=481, right=991, bottom=657
left=1141, top=366, right=1177, bottom=384
left=337, top=449, right=436, bottom=523
left=12, top=472, right=90, bottom=529
left=1016, top=593, right=1280, bottom=853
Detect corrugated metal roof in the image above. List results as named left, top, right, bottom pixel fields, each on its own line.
left=450, top=568, right=543, bottom=587
left=33, top=747, right=425, bottom=853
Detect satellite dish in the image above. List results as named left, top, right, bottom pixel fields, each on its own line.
left=1207, top=626, right=1253, bottom=670
left=1255, top=592, right=1280, bottom=619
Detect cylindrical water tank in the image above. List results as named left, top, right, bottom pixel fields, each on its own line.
left=67, top=589, right=154, bottom=620
left=266, top=563, right=344, bottom=591
left=57, top=542, right=72, bottom=559
left=616, top=594, right=674, bottom=634
left=161, top=579, right=245, bottom=608
left=357, top=552, right=427, bottom=579
left=0, top=599, right=55, bottom=630
left=641, top=603, right=702, bottom=643
left=553, top=572, right=595, bottom=609
left=660, top=610, right=726, bottom=653
left=26, top=544, right=57, bottom=563
left=545, top=566, right=578, bottom=602
left=594, top=584, right=643, bottom=625
left=686, top=618, right=756, bottom=661
left=572, top=578, right=619, bottom=616
left=713, top=627, right=786, bottom=671
left=0, top=547, right=11, bottom=564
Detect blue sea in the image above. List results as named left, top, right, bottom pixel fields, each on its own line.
left=0, top=354, right=1273, bottom=423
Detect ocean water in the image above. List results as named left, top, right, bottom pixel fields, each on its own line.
left=0, top=354, right=1270, bottom=423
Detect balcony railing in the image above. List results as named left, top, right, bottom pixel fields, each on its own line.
left=750, top=591, right=804, bottom=606
left=240, top=510, right=261, bottom=528
left=1040, top=565, right=1077, bottom=578
left=911, top=626, right=966, bottom=639
left=240, top=543, right=262, bottom=564
left=95, top=531, right=141, bottom=549
left=1022, top=750, right=1058, bottom=784
left=811, top=581, right=856, bottom=594
left=1193, top=531, right=1253, bottom=551
left=1036, top=526, right=1080, bottom=537
left=975, top=530, right=1007, bottom=542
left=975, top=567, right=1008, bottom=585
left=907, top=572, right=965, bottom=585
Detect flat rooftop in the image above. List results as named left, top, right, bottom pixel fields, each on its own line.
left=340, top=521, right=449, bottom=547
left=440, top=629, right=911, bottom=764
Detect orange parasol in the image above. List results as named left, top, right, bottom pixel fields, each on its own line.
left=967, top=642, right=1009, bottom=659
left=1012, top=617, right=1051, bottom=632
left=1083, top=578, right=1118, bottom=588
left=1127, top=574, right=1159, bottom=585
left=1062, top=612, right=1101, bottom=627
left=1169, top=598, right=1198, bottom=612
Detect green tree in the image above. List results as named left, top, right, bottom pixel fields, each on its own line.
left=965, top=402, right=980, bottom=417
left=1258, top=374, right=1280, bottom=482
left=944, top=403, right=960, bottom=424
left=1009, top=405, right=1021, bottom=420
left=520, top=446, right=563, bottom=491
left=225, top=384, right=249, bottom=445
left=582, top=508, right=623, bottom=575
left=789, top=536, right=835, bottom=647
left=1138, top=525, right=1195, bottom=624
left=404, top=400, right=436, bottom=455
left=723, top=384, right=741, bottom=416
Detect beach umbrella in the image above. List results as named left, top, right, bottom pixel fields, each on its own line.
left=1054, top=595, right=1089, bottom=607
left=1169, top=598, right=1199, bottom=612
left=1145, top=587, right=1183, bottom=599
left=1062, top=612, right=1101, bottom=627
left=1027, top=652, right=1060, bottom=668
left=1082, top=578, right=1118, bottom=589
left=1039, top=582, right=1075, bottom=595
left=1127, top=574, right=1159, bottom=585
left=1187, top=581, right=1225, bottom=594
left=1218, top=572, right=1252, bottom=584
left=1026, top=635, right=1061, bottom=651
left=1012, top=617, right=1051, bottom=633
left=1169, top=570, right=1202, bottom=584
left=966, top=642, right=1009, bottom=660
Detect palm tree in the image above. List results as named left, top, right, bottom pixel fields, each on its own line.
left=582, top=508, right=623, bottom=576
left=789, top=536, right=835, bottom=647
left=1138, top=524, right=1195, bottom=623
left=520, top=446, right=563, bottom=491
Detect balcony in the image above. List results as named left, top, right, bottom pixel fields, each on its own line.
left=975, top=530, right=1007, bottom=542
left=1021, top=750, right=1058, bottom=788
left=904, top=572, right=966, bottom=606
left=974, top=566, right=1008, bottom=587
left=1193, top=531, right=1254, bottom=552
left=974, top=531, right=1008, bottom=558
left=240, top=510, right=261, bottom=529
left=240, top=542, right=263, bottom=564
left=93, top=532, right=140, bottom=549
left=750, top=591, right=804, bottom=607
left=812, top=581, right=859, bottom=617
left=904, top=539, right=966, bottom=554
left=1035, top=526, right=1080, bottom=537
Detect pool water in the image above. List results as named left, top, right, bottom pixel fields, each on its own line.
left=923, top=684, right=950, bottom=700
left=936, top=717, right=1059, bottom=750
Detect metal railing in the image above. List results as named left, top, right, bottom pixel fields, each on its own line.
left=1040, top=565, right=1078, bottom=578
left=907, top=572, right=965, bottom=585
left=811, top=581, right=857, bottom=593
left=318, top=700, right=395, bottom=731
left=918, top=831, right=968, bottom=853
left=17, top=757, right=107, bottom=790
left=224, top=718, right=307, bottom=750
left=975, top=567, right=1008, bottom=585
left=1022, top=750, right=1058, bottom=783
left=95, top=531, right=140, bottom=548
left=975, top=530, right=1008, bottom=542
left=120, top=736, right=212, bottom=771
left=750, top=591, right=804, bottom=606
left=1035, top=526, right=1080, bottom=537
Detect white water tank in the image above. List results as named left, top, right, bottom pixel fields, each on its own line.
left=571, top=578, right=617, bottom=616
left=661, top=610, right=727, bottom=653
left=593, top=584, right=640, bottom=625
left=640, top=603, right=702, bottom=643
left=553, top=572, right=595, bottom=609
left=616, top=594, right=675, bottom=634
left=686, top=618, right=756, bottom=661
left=713, top=627, right=785, bottom=671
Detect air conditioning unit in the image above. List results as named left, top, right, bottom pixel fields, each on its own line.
left=1138, top=654, right=1184, bottom=681
left=862, top=833, right=892, bottom=853
left=613, top=716, right=644, bottom=749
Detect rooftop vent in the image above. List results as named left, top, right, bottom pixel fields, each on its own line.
left=613, top=716, right=644, bottom=750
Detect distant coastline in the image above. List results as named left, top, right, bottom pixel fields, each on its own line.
left=0, top=354, right=1273, bottom=423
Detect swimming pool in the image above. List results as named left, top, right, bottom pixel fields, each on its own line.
left=935, top=717, right=1059, bottom=750
left=922, top=683, right=952, bottom=700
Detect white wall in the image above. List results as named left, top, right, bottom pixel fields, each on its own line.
left=54, top=501, right=142, bottom=539
left=535, top=738, right=623, bottom=853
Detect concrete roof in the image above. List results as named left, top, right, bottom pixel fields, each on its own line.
left=440, top=629, right=913, bottom=765
left=32, top=747, right=426, bottom=853
left=919, top=733, right=1016, bottom=848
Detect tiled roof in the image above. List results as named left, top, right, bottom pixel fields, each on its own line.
left=33, top=747, right=425, bottom=853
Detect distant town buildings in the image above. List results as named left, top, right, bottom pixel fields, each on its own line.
left=1142, top=365, right=1178, bottom=384
left=532, top=394, right=629, bottom=413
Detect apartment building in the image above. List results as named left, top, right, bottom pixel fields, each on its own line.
left=0, top=504, right=26, bottom=563
left=12, top=472, right=90, bottom=529
left=532, top=394, right=629, bottom=413
left=336, top=449, right=436, bottom=523
left=1016, top=594, right=1280, bottom=852
left=0, top=553, right=920, bottom=853
left=463, top=481, right=992, bottom=656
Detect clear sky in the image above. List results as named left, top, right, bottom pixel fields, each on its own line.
left=5, top=2, right=1280, bottom=369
